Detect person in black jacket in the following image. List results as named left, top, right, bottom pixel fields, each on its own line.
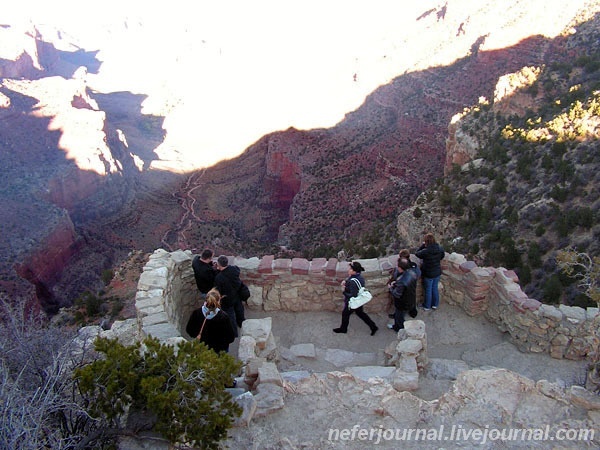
left=387, top=248, right=419, bottom=317
left=214, top=255, right=245, bottom=337
left=415, top=232, right=445, bottom=310
left=192, top=249, right=217, bottom=298
left=388, top=258, right=421, bottom=331
left=333, top=261, right=378, bottom=336
left=186, top=288, right=235, bottom=353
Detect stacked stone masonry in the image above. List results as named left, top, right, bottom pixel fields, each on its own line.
left=135, top=249, right=599, bottom=362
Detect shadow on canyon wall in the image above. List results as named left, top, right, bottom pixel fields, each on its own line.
left=1, top=10, right=597, bottom=312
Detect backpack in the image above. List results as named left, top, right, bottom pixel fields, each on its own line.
left=238, top=282, right=251, bottom=302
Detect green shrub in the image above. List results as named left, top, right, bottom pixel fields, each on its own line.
left=518, top=264, right=532, bottom=285
left=543, top=275, right=563, bottom=304
left=101, top=269, right=114, bottom=285
left=535, top=224, right=546, bottom=237
left=74, top=337, right=242, bottom=448
left=527, top=242, right=543, bottom=268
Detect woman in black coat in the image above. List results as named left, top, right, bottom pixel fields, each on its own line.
left=333, top=261, right=378, bottom=336
left=186, top=288, right=235, bottom=353
left=415, top=232, right=445, bottom=310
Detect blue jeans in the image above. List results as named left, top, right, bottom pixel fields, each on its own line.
left=423, top=276, right=440, bottom=309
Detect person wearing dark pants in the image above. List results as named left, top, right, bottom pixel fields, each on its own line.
left=388, top=258, right=421, bottom=331
left=214, top=255, right=245, bottom=337
left=415, top=233, right=445, bottom=310
left=333, top=261, right=378, bottom=336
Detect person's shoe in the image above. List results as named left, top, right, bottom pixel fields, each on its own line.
left=370, top=326, right=378, bottom=336
left=432, top=306, right=438, bottom=310
left=423, top=308, right=431, bottom=311
left=387, top=323, right=395, bottom=329
left=333, top=328, right=347, bottom=334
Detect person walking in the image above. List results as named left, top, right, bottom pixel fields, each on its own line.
left=185, top=288, right=235, bottom=353
left=388, top=258, right=421, bottom=331
left=333, top=261, right=378, bottom=336
left=192, top=249, right=217, bottom=299
left=415, top=232, right=445, bottom=311
left=214, top=255, right=245, bottom=336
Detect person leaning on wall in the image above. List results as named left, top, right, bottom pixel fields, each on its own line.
left=192, top=248, right=217, bottom=299
left=415, top=232, right=445, bottom=311
left=214, top=255, right=246, bottom=336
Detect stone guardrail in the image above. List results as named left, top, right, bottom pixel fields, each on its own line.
left=135, top=249, right=599, bottom=362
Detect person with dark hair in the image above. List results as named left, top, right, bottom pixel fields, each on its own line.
left=415, top=232, right=445, bottom=311
left=186, top=288, right=235, bottom=353
left=192, top=249, right=217, bottom=298
left=388, top=258, right=421, bottom=331
left=387, top=249, right=420, bottom=318
left=386, top=249, right=410, bottom=316
left=333, top=261, right=378, bottom=336
left=214, top=255, right=245, bottom=336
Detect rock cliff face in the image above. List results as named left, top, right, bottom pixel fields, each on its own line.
left=0, top=24, right=170, bottom=310
left=14, top=213, right=80, bottom=313
left=2, top=2, right=598, bottom=311
left=187, top=29, right=575, bottom=256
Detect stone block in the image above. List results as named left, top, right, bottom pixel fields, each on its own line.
left=568, top=386, right=600, bottom=410
left=244, top=358, right=266, bottom=377
left=309, top=258, right=328, bottom=273
left=291, top=258, right=310, bottom=275
left=539, top=304, right=563, bottom=322
left=396, top=339, right=423, bottom=356
left=257, top=362, right=283, bottom=387
left=559, top=304, right=587, bottom=323
left=141, top=312, right=169, bottom=327
left=258, top=255, right=274, bottom=273
left=324, top=348, right=356, bottom=367
left=256, top=333, right=278, bottom=360
left=141, top=323, right=180, bottom=341
left=273, top=258, right=291, bottom=271
left=428, top=358, right=470, bottom=380
left=241, top=317, right=272, bottom=349
left=253, top=383, right=285, bottom=417
left=396, top=355, right=418, bottom=373
left=325, top=258, right=338, bottom=276
left=138, top=267, right=169, bottom=290
left=390, top=369, right=419, bottom=391
left=281, top=371, right=312, bottom=384
left=345, top=366, right=395, bottom=381
left=404, top=320, right=425, bottom=340
left=232, top=391, right=257, bottom=427
left=289, top=343, right=316, bottom=358
left=238, top=336, right=257, bottom=364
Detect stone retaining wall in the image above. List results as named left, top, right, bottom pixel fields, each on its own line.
left=135, top=249, right=599, bottom=361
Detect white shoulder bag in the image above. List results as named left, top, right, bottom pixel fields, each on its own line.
left=348, top=278, right=373, bottom=309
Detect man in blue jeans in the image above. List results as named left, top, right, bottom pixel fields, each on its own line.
left=415, top=233, right=445, bottom=310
